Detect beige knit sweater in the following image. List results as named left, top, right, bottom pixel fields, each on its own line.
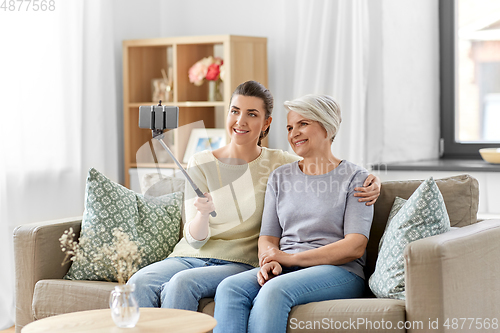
left=169, top=147, right=300, bottom=267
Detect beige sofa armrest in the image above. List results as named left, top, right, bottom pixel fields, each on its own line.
left=14, top=216, right=82, bottom=332
left=404, top=219, right=500, bottom=333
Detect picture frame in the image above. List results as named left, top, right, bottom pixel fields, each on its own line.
left=183, top=128, right=227, bottom=163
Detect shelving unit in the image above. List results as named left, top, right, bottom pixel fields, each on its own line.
left=122, top=35, right=268, bottom=188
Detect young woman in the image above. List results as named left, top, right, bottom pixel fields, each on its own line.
left=128, top=82, right=379, bottom=311
left=213, top=94, right=374, bottom=333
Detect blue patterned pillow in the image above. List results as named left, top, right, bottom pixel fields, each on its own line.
left=368, top=177, right=450, bottom=300
left=65, top=168, right=182, bottom=281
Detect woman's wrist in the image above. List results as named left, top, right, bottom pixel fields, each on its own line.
left=289, top=253, right=301, bottom=267
left=184, top=219, right=210, bottom=249
left=188, top=212, right=210, bottom=240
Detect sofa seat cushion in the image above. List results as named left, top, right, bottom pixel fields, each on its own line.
left=32, top=279, right=117, bottom=320
left=33, top=280, right=216, bottom=321
left=198, top=298, right=215, bottom=315
left=287, top=298, right=406, bottom=333
left=195, top=297, right=406, bottom=333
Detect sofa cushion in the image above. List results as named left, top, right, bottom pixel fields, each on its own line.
left=141, top=173, right=186, bottom=231
left=373, top=174, right=478, bottom=229
left=141, top=173, right=186, bottom=197
left=32, top=280, right=117, bottom=320
left=198, top=298, right=215, bottom=315
left=364, top=174, right=479, bottom=295
left=33, top=279, right=216, bottom=321
left=368, top=177, right=451, bottom=300
left=65, top=168, right=182, bottom=281
left=195, top=297, right=406, bottom=333
left=287, top=298, right=406, bottom=333
left=378, top=196, right=407, bottom=250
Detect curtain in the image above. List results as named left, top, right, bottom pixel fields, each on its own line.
left=0, top=1, right=119, bottom=329
left=271, top=0, right=369, bottom=165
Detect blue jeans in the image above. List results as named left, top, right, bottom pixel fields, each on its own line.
left=127, top=257, right=253, bottom=310
left=214, top=265, right=365, bottom=333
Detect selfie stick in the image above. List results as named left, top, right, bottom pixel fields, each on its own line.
left=149, top=103, right=217, bottom=218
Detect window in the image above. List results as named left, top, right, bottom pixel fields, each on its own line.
left=440, top=0, right=500, bottom=158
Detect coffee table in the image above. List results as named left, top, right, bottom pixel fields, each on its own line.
left=21, top=308, right=217, bottom=333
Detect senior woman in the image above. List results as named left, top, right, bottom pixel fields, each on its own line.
left=213, top=94, right=374, bottom=333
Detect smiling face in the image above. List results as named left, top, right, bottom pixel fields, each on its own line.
left=287, top=110, right=330, bottom=158
left=227, top=94, right=272, bottom=147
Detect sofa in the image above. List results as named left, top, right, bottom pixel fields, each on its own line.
left=14, top=174, right=500, bottom=332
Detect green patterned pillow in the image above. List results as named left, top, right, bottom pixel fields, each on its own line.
left=65, top=168, right=182, bottom=281
left=368, top=177, right=450, bottom=300
left=378, top=196, right=407, bottom=251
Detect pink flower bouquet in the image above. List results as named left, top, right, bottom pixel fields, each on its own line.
left=188, top=56, right=224, bottom=86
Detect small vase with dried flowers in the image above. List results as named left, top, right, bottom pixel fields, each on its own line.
left=60, top=227, right=143, bottom=328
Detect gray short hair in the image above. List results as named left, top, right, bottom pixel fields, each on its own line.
left=284, top=95, right=342, bottom=141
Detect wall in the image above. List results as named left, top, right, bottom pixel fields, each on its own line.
left=156, top=0, right=292, bottom=150
left=109, top=0, right=442, bottom=179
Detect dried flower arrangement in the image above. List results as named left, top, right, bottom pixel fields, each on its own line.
left=59, top=227, right=143, bottom=284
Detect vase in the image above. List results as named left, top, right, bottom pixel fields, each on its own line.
left=109, top=284, right=140, bottom=328
left=208, top=80, right=223, bottom=102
